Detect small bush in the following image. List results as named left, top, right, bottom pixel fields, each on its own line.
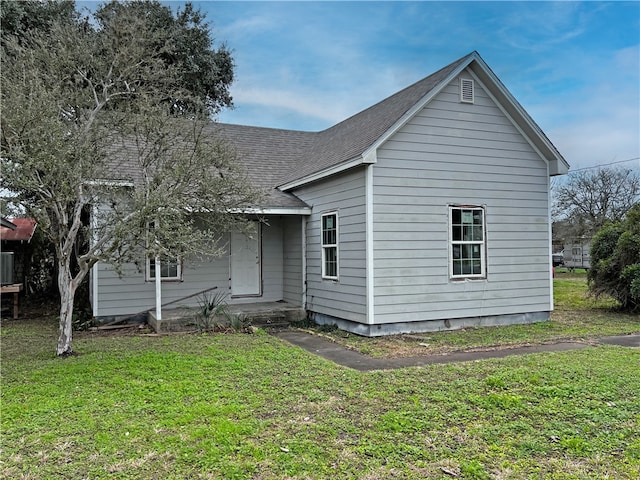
left=588, top=203, right=640, bottom=312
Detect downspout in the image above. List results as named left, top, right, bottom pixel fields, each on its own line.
left=547, top=163, right=554, bottom=312
left=301, top=216, right=307, bottom=308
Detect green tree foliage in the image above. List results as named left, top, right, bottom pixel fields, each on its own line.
left=1, top=0, right=233, bottom=116
left=94, top=1, right=234, bottom=116
left=1, top=2, right=259, bottom=355
left=0, top=0, right=78, bottom=47
left=588, top=204, right=640, bottom=311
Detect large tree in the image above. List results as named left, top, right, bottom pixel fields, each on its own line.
left=552, top=167, right=640, bottom=241
left=94, top=0, right=234, bottom=116
left=1, top=2, right=259, bottom=355
left=0, top=0, right=78, bottom=47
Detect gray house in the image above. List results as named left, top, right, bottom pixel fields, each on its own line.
left=91, top=51, right=569, bottom=335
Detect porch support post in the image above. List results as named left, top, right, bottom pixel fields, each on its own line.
left=154, top=256, right=162, bottom=320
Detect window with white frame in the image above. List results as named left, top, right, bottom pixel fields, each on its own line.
left=450, top=206, right=486, bottom=278
left=321, top=212, right=338, bottom=279
left=146, top=255, right=182, bottom=281
left=145, top=221, right=182, bottom=281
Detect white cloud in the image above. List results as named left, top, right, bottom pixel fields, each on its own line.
left=231, top=87, right=350, bottom=125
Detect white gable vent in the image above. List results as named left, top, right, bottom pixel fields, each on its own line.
left=460, top=78, right=474, bottom=104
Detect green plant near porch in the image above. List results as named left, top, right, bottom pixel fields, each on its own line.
left=195, top=291, right=230, bottom=332
left=194, top=292, right=251, bottom=333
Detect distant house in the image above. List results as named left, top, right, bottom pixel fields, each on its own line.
left=91, top=51, right=569, bottom=335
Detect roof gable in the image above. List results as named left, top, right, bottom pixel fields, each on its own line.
left=275, top=51, right=567, bottom=190
left=212, top=52, right=569, bottom=200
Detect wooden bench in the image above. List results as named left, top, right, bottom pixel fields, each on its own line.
left=1, top=284, right=23, bottom=319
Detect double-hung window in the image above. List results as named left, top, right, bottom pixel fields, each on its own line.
left=450, top=206, right=486, bottom=278
left=321, top=212, right=338, bottom=279
left=147, top=255, right=182, bottom=281
left=145, top=221, right=182, bottom=281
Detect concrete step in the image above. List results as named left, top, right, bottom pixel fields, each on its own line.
left=246, top=314, right=289, bottom=328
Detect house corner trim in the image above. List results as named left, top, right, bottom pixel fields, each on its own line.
left=366, top=163, right=375, bottom=325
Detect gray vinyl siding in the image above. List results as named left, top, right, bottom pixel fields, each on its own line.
left=292, top=168, right=367, bottom=323
left=372, top=70, right=551, bottom=324
left=94, top=218, right=286, bottom=317
left=282, top=216, right=303, bottom=305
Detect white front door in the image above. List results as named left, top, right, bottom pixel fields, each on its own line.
left=230, top=227, right=261, bottom=296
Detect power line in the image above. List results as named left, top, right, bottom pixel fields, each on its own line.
left=571, top=157, right=640, bottom=172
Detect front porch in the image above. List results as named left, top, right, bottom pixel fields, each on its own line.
left=147, top=301, right=306, bottom=333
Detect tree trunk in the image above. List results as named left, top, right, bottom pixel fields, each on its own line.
left=56, top=259, right=77, bottom=356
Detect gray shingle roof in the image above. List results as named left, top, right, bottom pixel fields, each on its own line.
left=216, top=53, right=473, bottom=198
left=106, top=53, right=474, bottom=209
left=204, top=123, right=316, bottom=208
left=104, top=51, right=567, bottom=209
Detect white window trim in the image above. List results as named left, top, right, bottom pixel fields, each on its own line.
left=145, top=221, right=183, bottom=282
left=145, top=256, right=183, bottom=282
left=321, top=211, right=339, bottom=280
left=449, top=205, right=486, bottom=279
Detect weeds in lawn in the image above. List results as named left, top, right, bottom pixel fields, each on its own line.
left=2, top=320, right=638, bottom=478
left=1, top=270, right=639, bottom=479
left=229, top=313, right=249, bottom=332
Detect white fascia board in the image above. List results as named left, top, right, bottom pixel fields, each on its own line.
left=361, top=56, right=476, bottom=160
left=467, top=57, right=570, bottom=175
left=229, top=206, right=311, bottom=215
left=278, top=156, right=374, bottom=191
left=85, top=179, right=135, bottom=187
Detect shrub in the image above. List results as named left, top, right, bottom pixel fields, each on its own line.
left=588, top=203, right=640, bottom=311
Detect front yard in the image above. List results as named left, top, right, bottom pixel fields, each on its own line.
left=1, top=272, right=639, bottom=479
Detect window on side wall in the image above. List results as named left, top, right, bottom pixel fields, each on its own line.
left=321, top=212, right=338, bottom=279
left=449, top=206, right=486, bottom=279
left=145, top=221, right=183, bottom=281
left=146, top=255, right=182, bottom=281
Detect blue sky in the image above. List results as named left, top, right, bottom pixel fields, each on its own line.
left=93, top=1, right=640, bottom=172
left=196, top=1, right=640, bottom=172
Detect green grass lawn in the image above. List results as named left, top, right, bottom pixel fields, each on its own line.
left=1, top=275, right=639, bottom=479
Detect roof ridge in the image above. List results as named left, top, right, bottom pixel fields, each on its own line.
left=318, top=51, right=476, bottom=135
left=274, top=52, right=476, bottom=185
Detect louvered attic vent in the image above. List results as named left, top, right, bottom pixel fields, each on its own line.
left=460, top=78, right=474, bottom=103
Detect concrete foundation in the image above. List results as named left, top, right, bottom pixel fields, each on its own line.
left=309, top=311, right=551, bottom=337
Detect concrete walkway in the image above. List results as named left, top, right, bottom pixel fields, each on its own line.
left=274, top=331, right=640, bottom=372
